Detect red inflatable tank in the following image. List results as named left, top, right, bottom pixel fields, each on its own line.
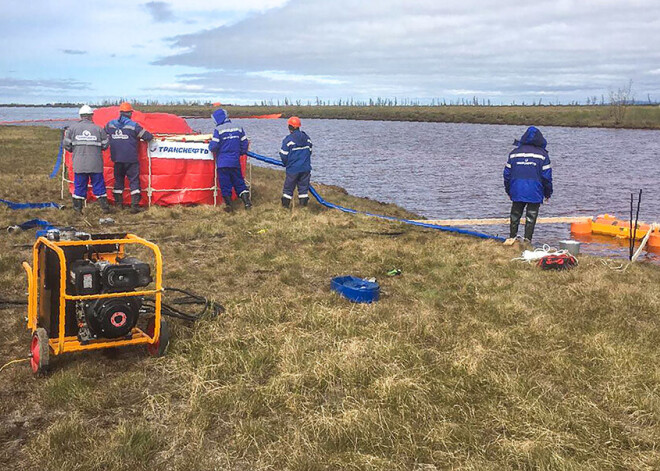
left=64, top=106, right=247, bottom=206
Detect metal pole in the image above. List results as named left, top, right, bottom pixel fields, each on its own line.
left=148, top=149, right=153, bottom=207
left=213, top=166, right=218, bottom=207
left=60, top=157, right=66, bottom=200
left=632, top=189, right=643, bottom=256
left=629, top=193, right=634, bottom=260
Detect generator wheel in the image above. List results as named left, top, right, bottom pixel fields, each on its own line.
left=146, top=317, right=169, bottom=357
left=30, top=328, right=50, bottom=375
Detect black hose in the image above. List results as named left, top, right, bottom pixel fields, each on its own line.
left=140, top=287, right=224, bottom=322
left=0, top=298, right=27, bottom=310
left=2, top=287, right=223, bottom=322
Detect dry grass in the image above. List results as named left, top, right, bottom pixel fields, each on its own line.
left=1, top=125, right=659, bottom=470
left=140, top=104, right=660, bottom=130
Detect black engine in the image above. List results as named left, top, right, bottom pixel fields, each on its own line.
left=69, top=257, right=152, bottom=341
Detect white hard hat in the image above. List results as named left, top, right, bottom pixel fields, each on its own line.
left=79, top=105, right=94, bottom=116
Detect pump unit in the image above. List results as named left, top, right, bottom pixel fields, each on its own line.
left=23, top=231, right=168, bottom=375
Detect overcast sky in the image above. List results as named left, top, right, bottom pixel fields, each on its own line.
left=1, top=0, right=659, bottom=105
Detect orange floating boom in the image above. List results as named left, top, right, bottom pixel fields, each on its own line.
left=180, top=113, right=283, bottom=120
left=243, top=113, right=283, bottom=119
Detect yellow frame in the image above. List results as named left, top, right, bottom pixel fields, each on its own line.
left=24, top=233, right=163, bottom=355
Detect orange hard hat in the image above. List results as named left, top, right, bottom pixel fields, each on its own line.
left=287, top=116, right=301, bottom=128
left=119, top=102, right=133, bottom=112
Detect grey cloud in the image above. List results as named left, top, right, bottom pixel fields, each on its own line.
left=0, top=77, right=91, bottom=92
left=153, top=0, right=660, bottom=102
left=62, top=49, right=87, bottom=55
left=145, top=1, right=175, bottom=22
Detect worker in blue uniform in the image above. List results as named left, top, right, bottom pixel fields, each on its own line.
left=208, top=108, right=251, bottom=213
left=503, top=126, right=553, bottom=242
left=279, top=116, right=312, bottom=208
left=105, top=102, right=155, bottom=213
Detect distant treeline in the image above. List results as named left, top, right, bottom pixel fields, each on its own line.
left=0, top=103, right=84, bottom=108
left=3, top=97, right=659, bottom=129
left=3, top=96, right=658, bottom=109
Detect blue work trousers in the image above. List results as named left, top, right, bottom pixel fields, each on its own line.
left=113, top=162, right=141, bottom=197
left=282, top=171, right=310, bottom=199
left=217, top=167, right=248, bottom=201
left=73, top=173, right=106, bottom=199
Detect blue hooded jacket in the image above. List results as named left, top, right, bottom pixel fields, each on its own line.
left=279, top=129, right=312, bottom=174
left=104, top=113, right=153, bottom=163
left=208, top=109, right=248, bottom=168
left=503, top=126, right=553, bottom=204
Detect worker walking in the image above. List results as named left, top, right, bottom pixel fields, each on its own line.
left=63, top=105, right=111, bottom=214
left=279, top=116, right=312, bottom=208
left=105, top=102, right=154, bottom=213
left=503, top=126, right=553, bottom=242
left=208, top=108, right=251, bottom=213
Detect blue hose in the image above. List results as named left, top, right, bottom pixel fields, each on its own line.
left=7, top=219, right=57, bottom=237
left=49, top=140, right=64, bottom=179
left=12, top=218, right=53, bottom=231
left=246, top=151, right=504, bottom=242
left=0, top=198, right=62, bottom=210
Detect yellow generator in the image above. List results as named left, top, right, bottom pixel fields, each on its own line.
left=23, top=231, right=168, bottom=375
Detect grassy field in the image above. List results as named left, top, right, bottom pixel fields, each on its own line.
left=139, top=104, right=660, bottom=130
left=1, top=125, right=660, bottom=470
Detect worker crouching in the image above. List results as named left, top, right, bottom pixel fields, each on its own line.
left=503, top=126, right=553, bottom=242
left=279, top=116, right=313, bottom=208
left=63, top=105, right=111, bottom=214
left=208, top=109, right=251, bottom=213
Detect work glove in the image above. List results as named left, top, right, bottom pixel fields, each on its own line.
left=148, top=140, right=159, bottom=152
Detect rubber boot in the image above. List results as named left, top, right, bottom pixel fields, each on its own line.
left=299, top=196, right=309, bottom=207
left=98, top=196, right=113, bottom=214
left=509, top=202, right=524, bottom=238
left=523, top=203, right=540, bottom=241
left=224, top=200, right=233, bottom=213
left=281, top=196, right=291, bottom=208
left=111, top=193, right=122, bottom=208
left=130, top=193, right=143, bottom=214
left=72, top=197, right=83, bottom=215
left=240, top=191, right=252, bottom=210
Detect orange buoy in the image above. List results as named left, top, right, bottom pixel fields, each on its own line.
left=570, top=219, right=592, bottom=235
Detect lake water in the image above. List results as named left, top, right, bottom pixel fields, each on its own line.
left=0, top=106, right=79, bottom=123
left=2, top=107, right=658, bottom=262
left=197, top=117, right=660, bottom=262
